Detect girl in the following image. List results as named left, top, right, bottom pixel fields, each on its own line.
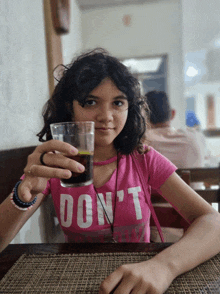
left=0, top=49, right=220, bottom=294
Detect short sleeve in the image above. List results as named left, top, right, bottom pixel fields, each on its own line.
left=144, top=147, right=177, bottom=190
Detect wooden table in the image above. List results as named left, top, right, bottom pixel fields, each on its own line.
left=0, top=242, right=170, bottom=281
left=1, top=243, right=220, bottom=293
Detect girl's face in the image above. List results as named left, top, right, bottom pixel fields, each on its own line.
left=73, top=77, right=128, bottom=148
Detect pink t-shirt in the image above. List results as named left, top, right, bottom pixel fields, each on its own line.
left=42, top=147, right=176, bottom=243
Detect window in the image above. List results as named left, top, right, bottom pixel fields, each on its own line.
left=122, top=55, right=167, bottom=94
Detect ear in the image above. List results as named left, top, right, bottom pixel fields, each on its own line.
left=171, top=109, right=176, bottom=120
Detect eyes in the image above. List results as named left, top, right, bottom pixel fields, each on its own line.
left=84, top=99, right=96, bottom=106
left=83, top=98, right=128, bottom=111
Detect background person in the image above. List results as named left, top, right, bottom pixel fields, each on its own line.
left=145, top=90, right=207, bottom=169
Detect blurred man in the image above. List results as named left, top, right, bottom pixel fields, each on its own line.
left=145, top=91, right=207, bottom=169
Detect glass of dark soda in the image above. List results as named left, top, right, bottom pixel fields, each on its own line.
left=50, top=121, right=94, bottom=187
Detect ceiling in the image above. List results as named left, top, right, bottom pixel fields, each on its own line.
left=76, top=0, right=167, bottom=10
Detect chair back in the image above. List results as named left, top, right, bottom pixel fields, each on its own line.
left=150, top=166, right=220, bottom=232
left=0, top=146, right=36, bottom=204
left=176, top=166, right=220, bottom=212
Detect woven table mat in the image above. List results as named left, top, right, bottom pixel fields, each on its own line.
left=0, top=252, right=220, bottom=294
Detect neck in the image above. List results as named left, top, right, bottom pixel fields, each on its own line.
left=94, top=145, right=117, bottom=162
left=150, top=121, right=171, bottom=129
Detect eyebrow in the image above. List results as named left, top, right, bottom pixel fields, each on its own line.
left=86, top=94, right=128, bottom=100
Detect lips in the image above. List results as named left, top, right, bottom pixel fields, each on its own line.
left=95, top=127, right=114, bottom=133
left=96, top=127, right=114, bottom=130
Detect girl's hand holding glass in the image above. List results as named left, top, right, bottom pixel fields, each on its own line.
left=18, top=140, right=85, bottom=203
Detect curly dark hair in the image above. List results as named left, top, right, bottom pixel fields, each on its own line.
left=37, top=48, right=149, bottom=155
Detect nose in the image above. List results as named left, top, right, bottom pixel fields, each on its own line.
left=96, top=104, right=114, bottom=123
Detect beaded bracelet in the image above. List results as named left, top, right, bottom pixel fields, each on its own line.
left=10, top=180, right=37, bottom=211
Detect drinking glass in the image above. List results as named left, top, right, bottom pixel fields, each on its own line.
left=50, top=121, right=94, bottom=187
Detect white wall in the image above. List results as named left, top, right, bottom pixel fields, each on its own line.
left=0, top=0, right=82, bottom=244
left=0, top=0, right=83, bottom=151
left=0, top=0, right=48, bottom=244
left=81, top=0, right=185, bottom=128
left=0, top=1, right=48, bottom=150
left=62, top=0, right=83, bottom=64
left=182, top=0, right=220, bottom=54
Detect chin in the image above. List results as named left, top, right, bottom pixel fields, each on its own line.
left=95, top=138, right=115, bottom=148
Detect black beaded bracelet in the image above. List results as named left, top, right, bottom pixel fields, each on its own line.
left=10, top=180, right=37, bottom=211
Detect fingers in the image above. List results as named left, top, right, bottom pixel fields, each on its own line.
left=99, top=263, right=161, bottom=294
left=19, top=140, right=84, bottom=201
left=99, top=268, right=123, bottom=294
left=37, top=152, right=85, bottom=173
left=18, top=177, right=47, bottom=203
left=114, top=277, right=149, bottom=294
left=18, top=182, right=36, bottom=203
left=23, top=140, right=85, bottom=179
left=36, top=139, right=78, bottom=156
left=99, top=265, right=139, bottom=294
left=29, top=165, right=72, bottom=179
left=99, top=271, right=150, bottom=294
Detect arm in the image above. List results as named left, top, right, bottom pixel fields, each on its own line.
left=99, top=172, right=220, bottom=293
left=0, top=192, right=45, bottom=252
left=153, top=172, right=220, bottom=275
left=0, top=140, right=84, bottom=253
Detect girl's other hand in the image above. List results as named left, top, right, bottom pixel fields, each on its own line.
left=18, top=140, right=85, bottom=202
left=99, top=258, right=174, bottom=294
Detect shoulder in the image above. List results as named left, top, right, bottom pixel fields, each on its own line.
left=143, top=145, right=151, bottom=154
left=132, top=145, right=159, bottom=156
left=130, top=145, right=151, bottom=161
left=131, top=146, right=177, bottom=189
left=132, top=145, right=175, bottom=168
left=179, top=127, right=201, bottom=137
left=181, top=128, right=206, bottom=145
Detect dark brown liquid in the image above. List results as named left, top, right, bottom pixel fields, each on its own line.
left=61, top=154, right=93, bottom=186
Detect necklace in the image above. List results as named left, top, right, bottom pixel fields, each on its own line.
left=93, top=153, right=119, bottom=243
left=93, top=155, right=117, bottom=166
